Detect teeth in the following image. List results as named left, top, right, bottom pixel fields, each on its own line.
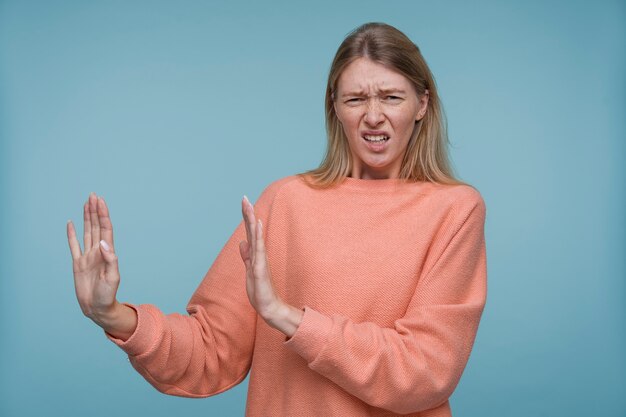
left=363, top=135, right=389, bottom=142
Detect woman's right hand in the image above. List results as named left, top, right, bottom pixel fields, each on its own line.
left=67, top=192, right=122, bottom=329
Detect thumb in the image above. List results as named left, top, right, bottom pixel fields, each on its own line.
left=239, top=240, right=251, bottom=268
left=99, top=239, right=118, bottom=265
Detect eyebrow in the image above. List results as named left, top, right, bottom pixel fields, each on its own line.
left=340, top=88, right=407, bottom=97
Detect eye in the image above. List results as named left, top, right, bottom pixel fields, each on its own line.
left=384, top=95, right=403, bottom=102
left=345, top=98, right=365, bottom=105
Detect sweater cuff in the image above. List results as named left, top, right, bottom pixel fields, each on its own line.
left=283, top=305, right=333, bottom=363
left=104, top=303, right=158, bottom=357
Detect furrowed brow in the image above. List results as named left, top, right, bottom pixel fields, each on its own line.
left=378, top=88, right=407, bottom=95
left=340, top=90, right=366, bottom=98
left=340, top=88, right=407, bottom=97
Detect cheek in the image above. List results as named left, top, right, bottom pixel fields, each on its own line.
left=336, top=109, right=358, bottom=129
left=391, top=110, right=419, bottom=132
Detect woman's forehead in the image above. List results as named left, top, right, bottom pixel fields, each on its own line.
left=336, top=58, right=412, bottom=94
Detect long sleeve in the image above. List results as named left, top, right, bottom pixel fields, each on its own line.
left=283, top=193, right=487, bottom=414
left=104, top=179, right=287, bottom=397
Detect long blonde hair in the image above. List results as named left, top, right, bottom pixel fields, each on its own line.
left=299, top=22, right=468, bottom=189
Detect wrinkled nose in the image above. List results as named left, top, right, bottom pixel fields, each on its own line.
left=364, top=100, right=384, bottom=127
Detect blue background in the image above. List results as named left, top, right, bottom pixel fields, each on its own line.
left=1, top=1, right=624, bottom=416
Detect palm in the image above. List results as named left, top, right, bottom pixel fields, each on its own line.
left=239, top=196, right=282, bottom=319
left=67, top=193, right=120, bottom=323
left=73, top=245, right=118, bottom=315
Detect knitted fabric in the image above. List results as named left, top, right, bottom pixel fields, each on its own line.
left=106, top=174, right=487, bottom=416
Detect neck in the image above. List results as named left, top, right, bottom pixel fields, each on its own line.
left=349, top=168, right=400, bottom=180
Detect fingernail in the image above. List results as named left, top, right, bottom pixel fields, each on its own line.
left=243, top=195, right=249, bottom=204
left=100, top=240, right=110, bottom=251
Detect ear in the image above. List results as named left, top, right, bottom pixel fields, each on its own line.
left=416, top=89, right=430, bottom=121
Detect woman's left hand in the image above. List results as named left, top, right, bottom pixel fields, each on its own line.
left=239, top=195, right=305, bottom=338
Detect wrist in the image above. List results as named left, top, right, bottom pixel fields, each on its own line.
left=92, top=300, right=120, bottom=328
left=95, top=301, right=137, bottom=341
left=264, top=302, right=304, bottom=338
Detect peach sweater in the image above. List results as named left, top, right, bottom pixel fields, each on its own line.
left=106, top=174, right=487, bottom=416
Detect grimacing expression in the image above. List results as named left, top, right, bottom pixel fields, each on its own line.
left=333, top=57, right=428, bottom=179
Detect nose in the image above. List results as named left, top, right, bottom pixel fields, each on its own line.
left=364, top=99, right=384, bottom=127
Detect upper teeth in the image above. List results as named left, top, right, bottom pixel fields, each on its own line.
left=364, top=135, right=388, bottom=141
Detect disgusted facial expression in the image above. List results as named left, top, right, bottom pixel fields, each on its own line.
left=333, top=57, right=429, bottom=180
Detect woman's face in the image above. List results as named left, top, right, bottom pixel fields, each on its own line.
left=334, top=57, right=428, bottom=180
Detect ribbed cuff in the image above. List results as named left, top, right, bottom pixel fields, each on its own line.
left=104, top=303, right=159, bottom=357
left=283, top=305, right=333, bottom=364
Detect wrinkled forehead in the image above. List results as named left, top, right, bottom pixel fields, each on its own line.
left=335, top=58, right=415, bottom=95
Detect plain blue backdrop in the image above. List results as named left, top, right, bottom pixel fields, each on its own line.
left=1, top=1, right=624, bottom=416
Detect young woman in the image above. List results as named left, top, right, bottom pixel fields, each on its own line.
left=67, top=22, right=487, bottom=417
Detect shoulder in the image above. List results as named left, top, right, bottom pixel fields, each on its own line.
left=255, top=175, right=305, bottom=207
left=445, top=183, right=485, bottom=210
left=259, top=175, right=303, bottom=197
left=429, top=182, right=487, bottom=227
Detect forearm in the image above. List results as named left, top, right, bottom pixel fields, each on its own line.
left=97, top=301, right=138, bottom=342
left=283, top=303, right=484, bottom=414
left=104, top=301, right=258, bottom=397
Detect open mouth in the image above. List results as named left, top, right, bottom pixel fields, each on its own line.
left=362, top=134, right=390, bottom=143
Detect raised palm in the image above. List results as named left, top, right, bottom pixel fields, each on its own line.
left=67, top=192, right=120, bottom=326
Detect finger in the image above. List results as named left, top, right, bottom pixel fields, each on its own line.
left=89, top=192, right=101, bottom=248
left=239, top=240, right=252, bottom=270
left=99, top=239, right=119, bottom=273
left=242, top=196, right=257, bottom=261
left=97, top=196, right=114, bottom=250
left=67, top=220, right=83, bottom=260
left=83, top=200, right=92, bottom=250
left=245, top=197, right=257, bottom=262
left=241, top=196, right=252, bottom=244
left=255, top=219, right=267, bottom=267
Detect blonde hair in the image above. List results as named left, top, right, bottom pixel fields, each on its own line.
left=299, top=22, right=469, bottom=189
